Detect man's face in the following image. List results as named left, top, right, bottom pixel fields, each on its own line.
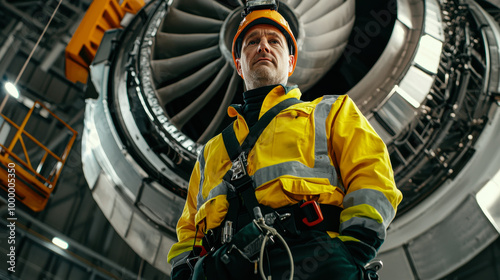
left=236, top=24, right=294, bottom=90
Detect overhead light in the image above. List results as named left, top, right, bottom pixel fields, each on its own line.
left=0, top=0, right=63, bottom=115
left=52, top=237, right=69, bottom=249
left=4, top=82, right=19, bottom=99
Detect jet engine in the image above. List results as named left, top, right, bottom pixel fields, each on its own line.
left=82, top=0, right=500, bottom=278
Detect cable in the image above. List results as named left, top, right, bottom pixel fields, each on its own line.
left=15, top=0, right=63, bottom=85
left=254, top=220, right=294, bottom=280
left=0, top=0, right=63, bottom=114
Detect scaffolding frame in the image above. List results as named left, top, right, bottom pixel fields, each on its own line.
left=0, top=101, right=77, bottom=212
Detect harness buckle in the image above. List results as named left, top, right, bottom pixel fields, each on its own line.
left=231, top=152, right=248, bottom=181
left=300, top=200, right=324, bottom=227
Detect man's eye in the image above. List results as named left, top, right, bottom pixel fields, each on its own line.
left=248, top=40, right=257, bottom=45
left=270, top=39, right=279, bottom=44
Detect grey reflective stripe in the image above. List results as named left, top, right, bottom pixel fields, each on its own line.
left=340, top=216, right=387, bottom=240
left=253, top=161, right=337, bottom=187
left=196, top=96, right=344, bottom=210
left=196, top=162, right=336, bottom=208
left=196, top=146, right=206, bottom=209
left=313, top=95, right=344, bottom=192
left=249, top=95, right=342, bottom=189
left=170, top=250, right=191, bottom=269
left=343, top=188, right=396, bottom=226
left=341, top=188, right=397, bottom=239
left=313, top=96, right=335, bottom=166
left=198, top=181, right=229, bottom=209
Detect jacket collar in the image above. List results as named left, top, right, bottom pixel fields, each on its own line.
left=228, top=84, right=301, bottom=119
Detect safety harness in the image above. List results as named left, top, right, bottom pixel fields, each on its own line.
left=222, top=98, right=304, bottom=235
left=219, top=96, right=342, bottom=235
left=194, top=97, right=344, bottom=279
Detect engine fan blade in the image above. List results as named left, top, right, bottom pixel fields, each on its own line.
left=161, top=7, right=222, bottom=34
left=297, top=47, right=348, bottom=69
left=175, top=0, right=231, bottom=20
left=299, top=0, right=344, bottom=23
left=170, top=63, right=233, bottom=129
left=157, top=57, right=225, bottom=105
left=225, top=0, right=244, bottom=7
left=294, top=0, right=320, bottom=16
left=197, top=71, right=241, bottom=143
left=303, top=0, right=354, bottom=37
left=285, top=0, right=302, bottom=9
left=154, top=32, right=219, bottom=59
left=303, top=17, right=354, bottom=51
left=152, top=45, right=221, bottom=85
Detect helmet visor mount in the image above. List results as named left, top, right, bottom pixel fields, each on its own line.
left=242, top=0, right=278, bottom=17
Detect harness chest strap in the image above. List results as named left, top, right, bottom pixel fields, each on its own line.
left=213, top=98, right=342, bottom=246
left=222, top=98, right=303, bottom=224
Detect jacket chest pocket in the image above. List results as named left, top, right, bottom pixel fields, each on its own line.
left=260, top=107, right=315, bottom=162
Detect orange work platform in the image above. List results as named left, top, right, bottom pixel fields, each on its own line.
left=0, top=101, right=77, bottom=212
left=65, top=0, right=145, bottom=84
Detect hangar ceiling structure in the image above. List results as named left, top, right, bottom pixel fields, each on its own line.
left=1, top=0, right=500, bottom=279
left=0, top=0, right=167, bottom=279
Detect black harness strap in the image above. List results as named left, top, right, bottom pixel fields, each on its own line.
left=200, top=97, right=343, bottom=252
left=222, top=98, right=302, bottom=161
left=222, top=98, right=302, bottom=225
left=221, top=126, right=241, bottom=161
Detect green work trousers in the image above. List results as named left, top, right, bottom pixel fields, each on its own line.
left=194, top=230, right=363, bottom=280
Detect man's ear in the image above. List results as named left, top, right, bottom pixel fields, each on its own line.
left=288, top=55, right=295, bottom=74
left=236, top=58, right=243, bottom=78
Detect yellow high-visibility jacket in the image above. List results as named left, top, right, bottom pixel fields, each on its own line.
left=168, top=85, right=402, bottom=268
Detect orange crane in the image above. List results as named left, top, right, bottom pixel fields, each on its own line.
left=65, top=0, right=146, bottom=84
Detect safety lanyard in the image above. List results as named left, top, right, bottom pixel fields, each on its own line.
left=221, top=98, right=302, bottom=226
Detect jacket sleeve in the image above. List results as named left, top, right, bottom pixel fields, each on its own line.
left=328, top=95, right=403, bottom=265
left=167, top=150, right=206, bottom=274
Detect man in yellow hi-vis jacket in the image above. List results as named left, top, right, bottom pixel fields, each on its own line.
left=167, top=2, right=402, bottom=280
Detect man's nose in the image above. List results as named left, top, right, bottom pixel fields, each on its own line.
left=257, top=39, right=270, bottom=53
